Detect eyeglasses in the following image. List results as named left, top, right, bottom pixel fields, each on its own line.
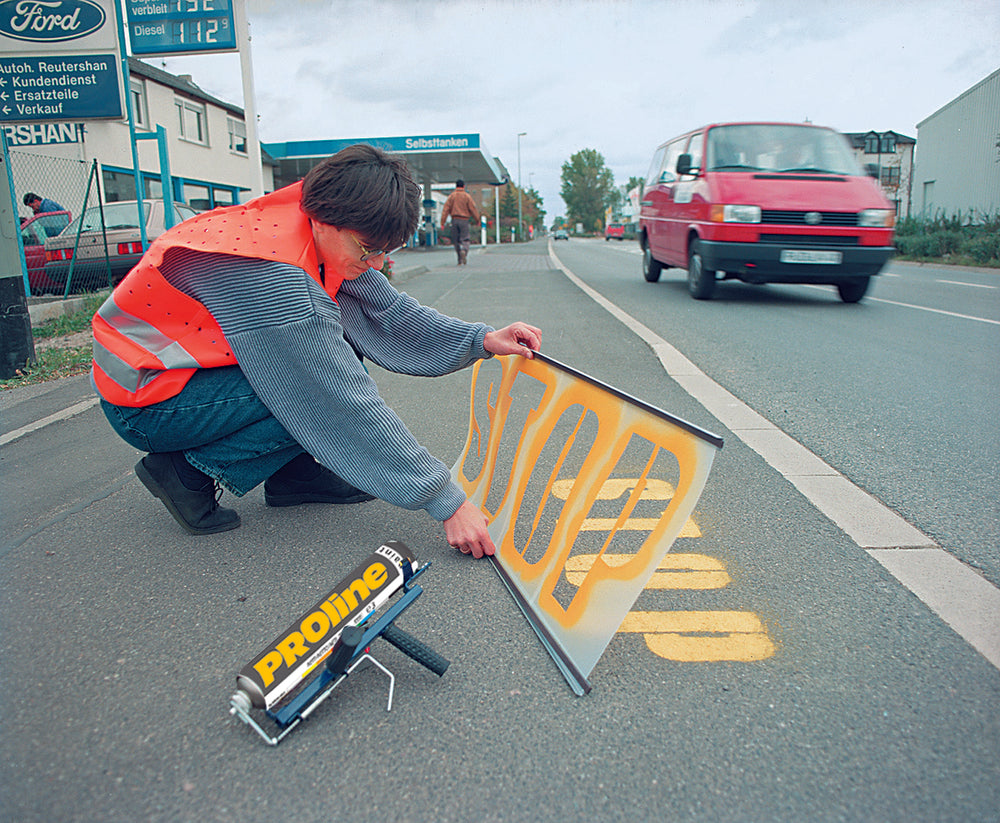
left=349, top=232, right=388, bottom=263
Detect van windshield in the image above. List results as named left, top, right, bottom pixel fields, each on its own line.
left=706, top=125, right=862, bottom=175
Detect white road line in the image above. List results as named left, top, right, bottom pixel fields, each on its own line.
left=0, top=397, right=99, bottom=446
left=549, top=242, right=1000, bottom=671
left=867, top=296, right=1000, bottom=325
left=936, top=279, right=995, bottom=289
left=800, top=283, right=999, bottom=324
left=867, top=549, right=1000, bottom=668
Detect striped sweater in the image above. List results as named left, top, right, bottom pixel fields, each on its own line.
left=157, top=247, right=492, bottom=521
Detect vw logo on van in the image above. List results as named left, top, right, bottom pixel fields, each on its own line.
left=0, top=0, right=106, bottom=43
left=804, top=211, right=823, bottom=225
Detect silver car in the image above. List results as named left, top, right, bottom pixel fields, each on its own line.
left=43, top=200, right=199, bottom=292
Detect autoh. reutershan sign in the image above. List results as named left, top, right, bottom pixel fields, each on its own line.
left=0, top=0, right=123, bottom=122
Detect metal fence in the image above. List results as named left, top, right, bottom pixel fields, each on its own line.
left=11, top=150, right=114, bottom=296
left=11, top=150, right=91, bottom=228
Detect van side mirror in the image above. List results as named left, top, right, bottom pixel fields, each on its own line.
left=865, top=163, right=879, bottom=179
left=676, top=153, right=697, bottom=176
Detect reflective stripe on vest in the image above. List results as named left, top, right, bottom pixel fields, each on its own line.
left=92, top=182, right=338, bottom=407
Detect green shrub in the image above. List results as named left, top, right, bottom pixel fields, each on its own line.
left=894, top=210, right=999, bottom=266
left=966, top=234, right=1000, bottom=264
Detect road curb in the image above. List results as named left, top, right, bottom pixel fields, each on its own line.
left=389, top=265, right=429, bottom=284
left=28, top=296, right=92, bottom=326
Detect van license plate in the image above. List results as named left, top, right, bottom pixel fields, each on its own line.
left=780, top=250, right=842, bottom=264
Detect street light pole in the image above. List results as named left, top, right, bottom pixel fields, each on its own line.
left=517, top=131, right=526, bottom=242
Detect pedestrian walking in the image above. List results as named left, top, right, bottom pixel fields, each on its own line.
left=440, top=179, right=479, bottom=265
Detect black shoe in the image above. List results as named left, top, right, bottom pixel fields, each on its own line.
left=135, top=454, right=241, bottom=535
left=264, top=465, right=376, bottom=507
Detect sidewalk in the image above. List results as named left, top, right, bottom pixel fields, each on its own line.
left=1, top=237, right=570, bottom=822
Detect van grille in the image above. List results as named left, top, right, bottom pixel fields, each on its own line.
left=761, top=210, right=858, bottom=226
left=761, top=234, right=860, bottom=246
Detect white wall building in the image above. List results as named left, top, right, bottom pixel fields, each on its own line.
left=912, top=68, right=1000, bottom=220
left=7, top=57, right=272, bottom=222
left=845, top=130, right=916, bottom=219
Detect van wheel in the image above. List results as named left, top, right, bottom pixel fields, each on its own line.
left=837, top=276, right=870, bottom=303
left=687, top=241, right=715, bottom=299
left=643, top=245, right=663, bottom=282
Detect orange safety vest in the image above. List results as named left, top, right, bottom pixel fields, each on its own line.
left=92, top=182, right=341, bottom=408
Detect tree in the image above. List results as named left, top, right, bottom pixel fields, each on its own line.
left=524, top=186, right=546, bottom=231
left=560, top=148, right=615, bottom=232
left=499, top=184, right=518, bottom=219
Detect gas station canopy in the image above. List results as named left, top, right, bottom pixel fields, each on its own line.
left=263, top=133, right=507, bottom=190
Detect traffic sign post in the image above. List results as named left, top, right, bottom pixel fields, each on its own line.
left=0, top=0, right=126, bottom=125
left=0, top=54, right=122, bottom=122
left=0, top=0, right=126, bottom=372
left=0, top=129, right=34, bottom=378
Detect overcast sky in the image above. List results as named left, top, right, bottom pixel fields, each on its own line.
left=157, top=0, right=1000, bottom=220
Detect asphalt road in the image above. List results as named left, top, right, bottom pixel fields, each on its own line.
left=554, top=238, right=1000, bottom=587
left=1, top=240, right=997, bottom=822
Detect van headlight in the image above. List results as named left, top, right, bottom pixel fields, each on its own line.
left=858, top=209, right=895, bottom=228
left=710, top=204, right=761, bottom=223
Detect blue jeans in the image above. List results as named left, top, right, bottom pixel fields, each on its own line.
left=100, top=366, right=304, bottom=496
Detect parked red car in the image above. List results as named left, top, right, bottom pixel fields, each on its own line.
left=20, top=210, right=71, bottom=295
left=605, top=223, right=625, bottom=241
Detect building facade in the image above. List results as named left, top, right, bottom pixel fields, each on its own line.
left=912, top=68, right=1000, bottom=221
left=845, top=130, right=916, bottom=219
left=7, top=57, right=272, bottom=223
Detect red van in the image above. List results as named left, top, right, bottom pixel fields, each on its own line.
left=638, top=122, right=895, bottom=302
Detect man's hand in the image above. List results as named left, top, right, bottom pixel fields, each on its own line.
left=444, top=500, right=495, bottom=559
left=484, top=323, right=542, bottom=360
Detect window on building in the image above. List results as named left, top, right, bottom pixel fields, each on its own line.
left=864, top=133, right=879, bottom=154
left=880, top=166, right=900, bottom=187
left=183, top=182, right=211, bottom=211
left=880, top=133, right=896, bottom=153
left=213, top=188, right=237, bottom=206
left=227, top=118, right=247, bottom=154
left=143, top=176, right=164, bottom=199
left=102, top=169, right=137, bottom=202
left=176, top=99, right=208, bottom=145
left=130, top=78, right=148, bottom=129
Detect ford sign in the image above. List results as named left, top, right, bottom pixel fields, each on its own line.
left=0, top=0, right=107, bottom=43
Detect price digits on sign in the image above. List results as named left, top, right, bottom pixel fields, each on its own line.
left=172, top=16, right=229, bottom=43
left=170, top=0, right=231, bottom=12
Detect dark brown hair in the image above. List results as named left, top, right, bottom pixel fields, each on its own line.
left=300, top=144, right=420, bottom=250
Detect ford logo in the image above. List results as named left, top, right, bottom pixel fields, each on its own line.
left=0, top=0, right=106, bottom=43
left=804, top=211, right=823, bottom=225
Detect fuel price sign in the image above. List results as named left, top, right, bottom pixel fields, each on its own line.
left=125, top=0, right=236, bottom=56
